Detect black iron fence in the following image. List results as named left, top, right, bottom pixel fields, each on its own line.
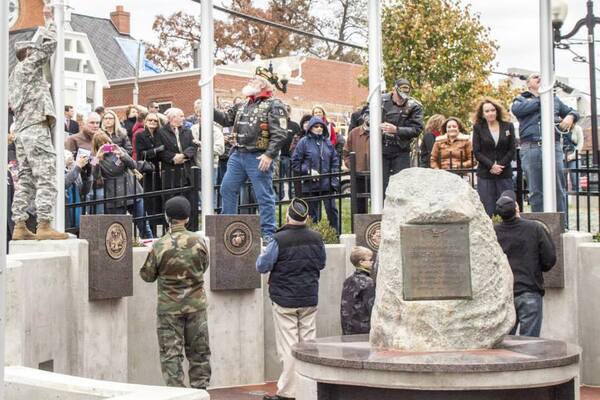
left=64, top=149, right=600, bottom=238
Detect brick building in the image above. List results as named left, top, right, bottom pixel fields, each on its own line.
left=10, top=0, right=368, bottom=127
left=104, top=56, right=369, bottom=126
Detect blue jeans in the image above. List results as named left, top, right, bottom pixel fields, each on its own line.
left=134, top=198, right=153, bottom=239
left=510, top=292, right=543, bottom=337
left=220, top=150, right=276, bottom=240
left=520, top=143, right=566, bottom=212
left=307, top=191, right=340, bottom=235
left=566, top=159, right=579, bottom=191
left=87, top=188, right=105, bottom=214
left=279, top=156, right=292, bottom=199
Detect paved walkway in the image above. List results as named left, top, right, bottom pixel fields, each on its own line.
left=208, top=383, right=600, bottom=400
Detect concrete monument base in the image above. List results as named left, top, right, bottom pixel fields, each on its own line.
left=293, top=335, right=581, bottom=400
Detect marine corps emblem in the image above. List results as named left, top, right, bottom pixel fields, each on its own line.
left=105, top=222, right=127, bottom=260
left=365, top=221, right=381, bottom=251
left=224, top=222, right=253, bottom=256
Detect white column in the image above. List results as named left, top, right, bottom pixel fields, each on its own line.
left=133, top=41, right=141, bottom=106
left=200, top=0, right=215, bottom=224
left=540, top=0, right=557, bottom=211
left=53, top=0, right=66, bottom=229
left=368, top=0, right=383, bottom=213
left=0, top=0, right=8, bottom=396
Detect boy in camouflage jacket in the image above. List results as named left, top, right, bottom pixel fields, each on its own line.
left=340, top=246, right=375, bottom=335
left=140, top=196, right=211, bottom=389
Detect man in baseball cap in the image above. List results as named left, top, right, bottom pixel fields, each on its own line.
left=493, top=190, right=556, bottom=337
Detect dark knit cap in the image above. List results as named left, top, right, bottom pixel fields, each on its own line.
left=288, top=198, right=309, bottom=222
left=495, top=190, right=517, bottom=219
left=165, top=196, right=191, bottom=220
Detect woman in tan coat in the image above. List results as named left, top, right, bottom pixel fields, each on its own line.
left=430, top=117, right=475, bottom=170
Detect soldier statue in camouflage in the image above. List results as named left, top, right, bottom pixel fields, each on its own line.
left=140, top=196, right=211, bottom=389
left=9, top=5, right=67, bottom=240
left=340, top=246, right=376, bottom=335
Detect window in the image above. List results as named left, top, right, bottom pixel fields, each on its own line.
left=86, top=80, right=95, bottom=106
left=157, top=102, right=173, bottom=114
left=65, top=58, right=81, bottom=72
left=64, top=39, right=72, bottom=52
left=83, top=60, right=94, bottom=74
left=76, top=40, right=85, bottom=54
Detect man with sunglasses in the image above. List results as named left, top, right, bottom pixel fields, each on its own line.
left=511, top=73, right=579, bottom=212
left=214, top=68, right=288, bottom=242
left=381, top=78, right=424, bottom=194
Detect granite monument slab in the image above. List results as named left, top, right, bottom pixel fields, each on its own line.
left=401, top=223, right=472, bottom=300
left=354, top=214, right=382, bottom=254
left=370, top=168, right=515, bottom=351
left=205, top=215, right=261, bottom=291
left=521, top=212, right=565, bottom=288
left=80, top=215, right=133, bottom=301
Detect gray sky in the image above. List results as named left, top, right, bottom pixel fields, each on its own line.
left=70, top=0, right=600, bottom=94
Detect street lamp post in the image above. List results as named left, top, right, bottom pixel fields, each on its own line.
left=552, top=0, right=600, bottom=165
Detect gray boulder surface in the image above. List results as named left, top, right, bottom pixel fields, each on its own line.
left=370, top=168, right=515, bottom=351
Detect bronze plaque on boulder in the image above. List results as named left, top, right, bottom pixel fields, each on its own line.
left=401, top=223, right=472, bottom=301
left=205, top=215, right=261, bottom=291
left=521, top=212, right=565, bottom=288
left=354, top=214, right=382, bottom=253
left=80, top=215, right=133, bottom=301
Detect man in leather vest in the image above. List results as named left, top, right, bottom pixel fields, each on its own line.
left=381, top=78, right=424, bottom=194
left=214, top=68, right=288, bottom=242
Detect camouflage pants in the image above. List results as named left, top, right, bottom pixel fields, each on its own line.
left=157, top=311, right=211, bottom=389
left=12, top=122, right=57, bottom=222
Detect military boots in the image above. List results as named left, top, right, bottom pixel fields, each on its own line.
left=12, top=221, right=37, bottom=240
left=36, top=221, right=69, bottom=240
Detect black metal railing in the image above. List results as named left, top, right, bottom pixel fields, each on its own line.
left=64, top=149, right=600, bottom=237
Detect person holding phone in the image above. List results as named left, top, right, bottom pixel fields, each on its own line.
left=91, top=133, right=153, bottom=238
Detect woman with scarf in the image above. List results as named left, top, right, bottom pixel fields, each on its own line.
left=100, top=109, right=133, bottom=155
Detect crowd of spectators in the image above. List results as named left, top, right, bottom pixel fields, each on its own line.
left=5, top=71, right=586, bottom=241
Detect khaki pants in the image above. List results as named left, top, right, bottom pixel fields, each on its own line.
left=272, top=303, right=317, bottom=398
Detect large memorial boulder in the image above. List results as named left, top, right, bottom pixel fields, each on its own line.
left=370, top=168, right=515, bottom=351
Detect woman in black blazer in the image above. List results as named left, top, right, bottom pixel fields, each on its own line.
left=472, top=98, right=516, bottom=216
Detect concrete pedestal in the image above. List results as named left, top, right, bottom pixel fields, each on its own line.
left=9, top=239, right=128, bottom=382
left=293, top=335, right=581, bottom=400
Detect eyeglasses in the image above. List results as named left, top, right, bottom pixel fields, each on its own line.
left=312, top=125, right=324, bottom=129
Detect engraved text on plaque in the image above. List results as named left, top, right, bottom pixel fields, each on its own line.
left=401, top=223, right=472, bottom=300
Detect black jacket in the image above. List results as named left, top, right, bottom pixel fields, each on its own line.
left=123, top=117, right=137, bottom=140
left=156, top=123, right=197, bottom=187
left=472, top=121, right=516, bottom=179
left=65, top=118, right=79, bottom=135
left=419, top=130, right=438, bottom=168
left=494, top=217, right=556, bottom=296
left=340, top=269, right=375, bottom=335
left=214, top=96, right=288, bottom=159
left=135, top=128, right=162, bottom=173
left=269, top=224, right=326, bottom=308
left=280, top=119, right=300, bottom=158
left=381, top=93, right=424, bottom=156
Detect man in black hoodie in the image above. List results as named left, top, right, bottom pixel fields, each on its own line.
left=494, top=190, right=556, bottom=337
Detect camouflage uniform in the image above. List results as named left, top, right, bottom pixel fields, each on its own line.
left=140, top=225, right=211, bottom=389
left=9, top=23, right=58, bottom=223
left=340, top=268, right=375, bottom=335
